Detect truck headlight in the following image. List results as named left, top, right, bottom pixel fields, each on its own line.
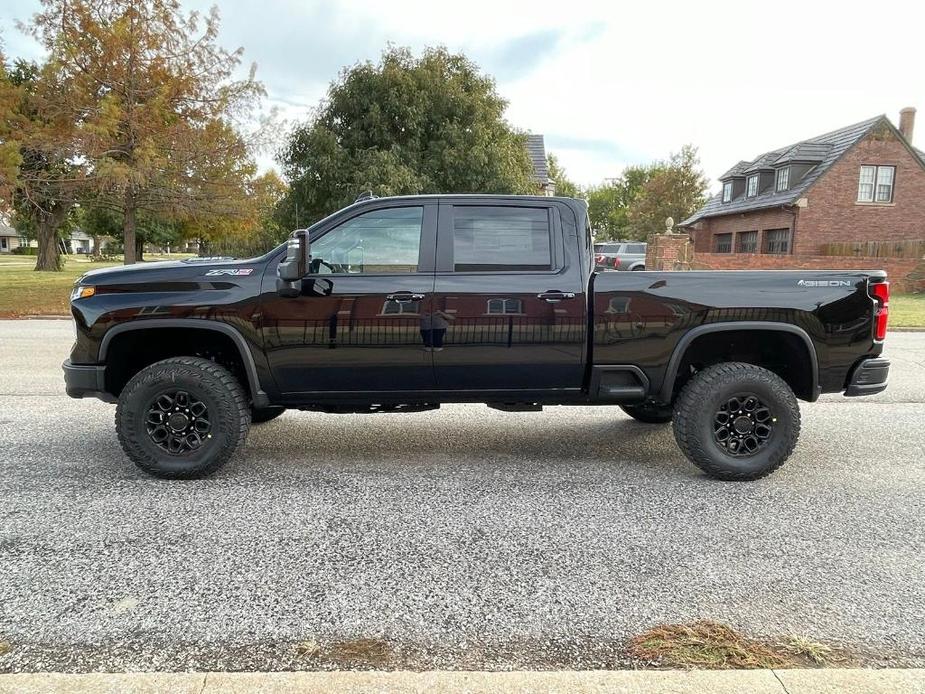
left=70, top=285, right=95, bottom=301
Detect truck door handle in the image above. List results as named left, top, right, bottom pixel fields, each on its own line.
left=537, top=291, right=576, bottom=303
left=386, top=292, right=425, bottom=302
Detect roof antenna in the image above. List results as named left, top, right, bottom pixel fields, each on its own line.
left=354, top=191, right=377, bottom=203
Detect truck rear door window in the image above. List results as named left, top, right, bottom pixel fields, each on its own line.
left=452, top=206, right=552, bottom=272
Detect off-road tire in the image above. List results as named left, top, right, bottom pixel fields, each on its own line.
left=673, top=362, right=800, bottom=481
left=116, top=357, right=250, bottom=479
left=621, top=402, right=673, bottom=424
left=251, top=406, right=286, bottom=424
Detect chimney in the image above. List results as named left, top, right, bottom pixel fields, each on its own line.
left=899, top=107, right=916, bottom=142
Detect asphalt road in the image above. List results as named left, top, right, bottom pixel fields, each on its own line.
left=0, top=321, right=923, bottom=672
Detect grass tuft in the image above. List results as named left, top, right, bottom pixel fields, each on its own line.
left=781, top=636, right=838, bottom=666
left=628, top=620, right=796, bottom=670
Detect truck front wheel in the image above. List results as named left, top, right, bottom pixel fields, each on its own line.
left=115, top=357, right=250, bottom=479
left=672, top=362, right=800, bottom=481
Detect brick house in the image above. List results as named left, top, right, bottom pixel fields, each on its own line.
left=679, top=109, right=925, bottom=288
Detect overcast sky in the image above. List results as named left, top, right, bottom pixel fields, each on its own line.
left=2, top=0, right=922, bottom=191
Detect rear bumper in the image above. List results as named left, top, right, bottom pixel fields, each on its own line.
left=63, top=360, right=115, bottom=402
left=845, top=357, right=890, bottom=397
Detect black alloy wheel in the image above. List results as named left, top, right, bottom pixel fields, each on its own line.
left=712, top=394, right=774, bottom=457
left=144, top=389, right=212, bottom=454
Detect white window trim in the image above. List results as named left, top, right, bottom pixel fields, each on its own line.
left=722, top=181, right=733, bottom=203
left=746, top=174, right=759, bottom=197
left=486, top=298, right=524, bottom=315
left=858, top=165, right=895, bottom=203
left=775, top=167, right=789, bottom=192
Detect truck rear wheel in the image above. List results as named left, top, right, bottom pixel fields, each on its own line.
left=621, top=402, right=673, bottom=423
left=672, top=362, right=800, bottom=481
left=116, top=357, right=250, bottom=479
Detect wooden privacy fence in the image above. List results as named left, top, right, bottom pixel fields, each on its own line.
left=819, top=239, right=925, bottom=258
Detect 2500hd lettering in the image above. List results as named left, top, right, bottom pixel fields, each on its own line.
left=63, top=195, right=890, bottom=480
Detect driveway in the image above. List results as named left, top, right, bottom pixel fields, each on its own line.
left=0, top=321, right=923, bottom=672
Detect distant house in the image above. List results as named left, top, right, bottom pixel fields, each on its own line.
left=526, top=134, right=555, bottom=196
left=680, top=108, right=925, bottom=264
left=0, top=223, right=99, bottom=255
left=67, top=230, right=94, bottom=254
left=0, top=222, right=28, bottom=254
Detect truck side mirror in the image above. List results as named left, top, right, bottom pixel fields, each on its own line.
left=277, top=229, right=309, bottom=297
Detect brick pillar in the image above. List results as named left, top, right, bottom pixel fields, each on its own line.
left=646, top=232, right=692, bottom=271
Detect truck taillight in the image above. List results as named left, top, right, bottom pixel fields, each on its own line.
left=870, top=281, right=889, bottom=341
left=612, top=257, right=620, bottom=268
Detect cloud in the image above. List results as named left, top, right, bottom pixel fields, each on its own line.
left=3, top=0, right=923, bottom=190
left=481, top=28, right=568, bottom=81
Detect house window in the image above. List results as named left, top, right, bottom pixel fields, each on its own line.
left=764, top=228, right=791, bottom=254
left=607, top=296, right=631, bottom=313
left=746, top=174, right=759, bottom=197
left=487, top=298, right=523, bottom=315
left=858, top=165, right=895, bottom=203
left=0, top=238, right=7, bottom=250
left=775, top=167, right=790, bottom=192
left=722, top=181, right=733, bottom=202
left=736, top=230, right=758, bottom=253
left=713, top=233, right=733, bottom=253
left=382, top=300, right=420, bottom=315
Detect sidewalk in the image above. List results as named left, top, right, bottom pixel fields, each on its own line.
left=1, top=669, right=922, bottom=693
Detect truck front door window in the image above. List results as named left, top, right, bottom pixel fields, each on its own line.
left=311, top=206, right=424, bottom=274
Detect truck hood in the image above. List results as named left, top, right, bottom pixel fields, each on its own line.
left=77, top=257, right=265, bottom=286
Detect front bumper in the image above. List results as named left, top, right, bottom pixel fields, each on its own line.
left=63, top=360, right=115, bottom=402
left=845, top=357, right=890, bottom=397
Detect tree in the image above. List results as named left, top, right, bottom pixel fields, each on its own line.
left=626, top=145, right=708, bottom=238
left=277, top=46, right=535, bottom=227
left=546, top=153, right=580, bottom=198
left=585, top=165, right=654, bottom=240
left=0, top=57, right=83, bottom=270
left=25, top=0, right=265, bottom=264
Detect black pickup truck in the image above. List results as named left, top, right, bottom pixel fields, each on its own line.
left=64, top=194, right=890, bottom=481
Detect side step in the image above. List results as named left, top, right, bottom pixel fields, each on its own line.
left=299, top=403, right=441, bottom=414
left=590, top=366, right=649, bottom=403
left=486, top=402, right=543, bottom=412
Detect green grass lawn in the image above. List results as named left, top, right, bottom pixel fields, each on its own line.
left=0, top=254, right=192, bottom=317
left=890, top=293, right=925, bottom=328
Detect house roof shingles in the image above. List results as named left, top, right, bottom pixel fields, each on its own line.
left=681, top=115, right=886, bottom=226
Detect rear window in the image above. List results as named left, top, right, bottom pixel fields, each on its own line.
left=595, top=243, right=621, bottom=254
left=452, top=206, right=552, bottom=272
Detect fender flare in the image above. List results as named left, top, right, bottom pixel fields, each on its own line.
left=657, top=321, right=820, bottom=402
left=99, top=319, right=269, bottom=408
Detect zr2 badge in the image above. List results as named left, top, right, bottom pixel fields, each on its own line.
left=205, top=268, right=254, bottom=276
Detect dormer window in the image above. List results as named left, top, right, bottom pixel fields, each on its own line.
left=746, top=174, right=759, bottom=197
left=776, top=167, right=790, bottom=192
left=722, top=181, right=733, bottom=202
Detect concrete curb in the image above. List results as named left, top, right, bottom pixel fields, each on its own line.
left=0, top=669, right=922, bottom=693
